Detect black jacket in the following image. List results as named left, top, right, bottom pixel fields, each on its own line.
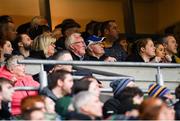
left=103, top=98, right=121, bottom=119
left=84, top=54, right=107, bottom=61
left=40, top=87, right=58, bottom=102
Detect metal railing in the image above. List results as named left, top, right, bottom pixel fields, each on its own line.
left=18, top=60, right=180, bottom=92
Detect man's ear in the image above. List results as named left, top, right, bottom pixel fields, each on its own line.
left=57, top=79, right=63, bottom=87
left=80, top=105, right=89, bottom=114
left=69, top=44, right=75, bottom=51
left=18, top=42, right=23, bottom=47
left=140, top=47, right=145, bottom=53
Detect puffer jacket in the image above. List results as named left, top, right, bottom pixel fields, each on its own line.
left=0, top=66, right=39, bottom=115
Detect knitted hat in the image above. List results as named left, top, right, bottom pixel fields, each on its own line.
left=148, top=83, right=170, bottom=98
left=110, top=79, right=134, bottom=97
left=55, top=96, right=72, bottom=118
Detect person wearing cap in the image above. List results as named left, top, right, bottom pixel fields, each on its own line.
left=55, top=96, right=73, bottom=119
left=110, top=79, right=136, bottom=98
left=103, top=79, right=136, bottom=118
left=84, top=35, right=116, bottom=62
left=148, top=83, right=173, bottom=100
left=148, top=83, right=175, bottom=120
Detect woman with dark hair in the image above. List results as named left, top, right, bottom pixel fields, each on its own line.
left=154, top=41, right=172, bottom=63
left=0, top=40, right=13, bottom=65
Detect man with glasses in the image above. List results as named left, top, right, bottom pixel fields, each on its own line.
left=65, top=33, right=86, bottom=60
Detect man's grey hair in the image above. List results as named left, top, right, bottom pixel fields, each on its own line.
left=65, top=33, right=81, bottom=50
left=72, top=91, right=95, bottom=113
left=6, top=55, right=24, bottom=70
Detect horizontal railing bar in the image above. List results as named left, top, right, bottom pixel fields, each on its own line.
left=73, top=76, right=134, bottom=81
left=13, top=86, right=175, bottom=94
left=100, top=88, right=175, bottom=94
left=73, top=76, right=179, bottom=82
left=14, top=86, right=39, bottom=91
left=19, top=60, right=180, bottom=68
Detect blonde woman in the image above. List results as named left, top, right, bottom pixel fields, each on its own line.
left=30, top=34, right=56, bottom=59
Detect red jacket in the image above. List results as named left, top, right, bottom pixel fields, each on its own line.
left=0, top=66, right=40, bottom=115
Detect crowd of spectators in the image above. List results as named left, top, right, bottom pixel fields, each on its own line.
left=0, top=15, right=179, bottom=120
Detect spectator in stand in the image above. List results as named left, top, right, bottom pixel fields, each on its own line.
left=79, top=76, right=103, bottom=88
left=139, top=98, right=175, bottom=120
left=148, top=83, right=173, bottom=100
left=55, top=19, right=81, bottom=50
left=81, top=20, right=98, bottom=41
left=12, top=34, right=33, bottom=58
left=30, top=34, right=56, bottom=59
left=101, top=20, right=131, bottom=61
left=0, top=55, right=39, bottom=115
left=85, top=35, right=116, bottom=62
left=16, top=22, right=31, bottom=35
left=103, top=79, right=136, bottom=118
left=72, top=76, right=100, bottom=97
left=65, top=33, right=86, bottom=60
left=22, top=108, right=45, bottom=120
left=40, top=70, right=73, bottom=114
left=21, top=95, right=59, bottom=120
left=33, top=50, right=73, bottom=82
left=52, top=24, right=63, bottom=40
left=101, top=20, right=119, bottom=49
left=71, top=91, right=103, bottom=120
left=21, top=95, right=46, bottom=113
left=44, top=50, right=73, bottom=73
left=106, top=87, right=143, bottom=120
left=161, top=34, right=180, bottom=63
left=119, top=35, right=129, bottom=53
left=105, top=34, right=129, bottom=61
left=127, top=38, right=155, bottom=62
left=93, top=21, right=103, bottom=37
left=30, top=16, right=48, bottom=28
left=0, top=15, right=17, bottom=42
left=174, top=84, right=180, bottom=120
left=17, top=16, right=48, bottom=37
left=36, top=50, right=91, bottom=83
left=0, top=40, right=13, bottom=65
left=0, top=15, right=13, bottom=23
left=28, top=25, right=51, bottom=40
left=148, top=83, right=175, bottom=118
left=0, top=77, right=14, bottom=120
left=154, top=41, right=172, bottom=63
left=0, top=77, right=14, bottom=106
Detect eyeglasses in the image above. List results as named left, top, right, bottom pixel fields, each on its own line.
left=71, top=41, right=85, bottom=45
